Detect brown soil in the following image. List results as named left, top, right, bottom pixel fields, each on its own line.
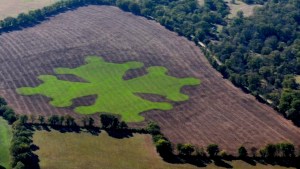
left=1, top=6, right=300, bottom=153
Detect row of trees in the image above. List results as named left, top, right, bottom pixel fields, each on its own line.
left=0, top=0, right=116, bottom=32
left=116, top=0, right=229, bottom=42
left=146, top=121, right=299, bottom=166
left=10, top=121, right=38, bottom=169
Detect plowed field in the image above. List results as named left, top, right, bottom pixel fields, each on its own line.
left=1, top=5, right=300, bottom=153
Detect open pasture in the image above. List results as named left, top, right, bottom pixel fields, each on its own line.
left=33, top=130, right=199, bottom=169
left=0, top=6, right=300, bottom=153
left=0, top=0, right=61, bottom=20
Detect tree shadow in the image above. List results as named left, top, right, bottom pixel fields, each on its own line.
left=106, top=129, right=133, bottom=139
left=242, top=157, right=257, bottom=166
left=214, top=158, right=233, bottom=168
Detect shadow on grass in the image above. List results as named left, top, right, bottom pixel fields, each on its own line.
left=242, top=157, right=257, bottom=166
left=214, top=158, right=233, bottom=168
left=106, top=129, right=133, bottom=139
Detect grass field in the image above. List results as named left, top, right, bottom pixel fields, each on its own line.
left=0, top=118, right=12, bottom=169
left=33, top=130, right=293, bottom=169
left=17, top=56, right=200, bottom=122
left=33, top=130, right=200, bottom=169
left=0, top=0, right=62, bottom=20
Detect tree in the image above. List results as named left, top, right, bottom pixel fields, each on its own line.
left=265, top=144, right=277, bottom=158
left=48, top=115, right=59, bottom=126
left=88, top=117, right=94, bottom=127
left=0, top=97, right=7, bottom=106
left=155, top=138, right=173, bottom=157
left=146, top=121, right=161, bottom=134
left=177, top=143, right=195, bottom=156
left=19, top=115, right=28, bottom=124
left=38, top=116, right=45, bottom=124
left=100, top=114, right=118, bottom=129
left=238, top=146, right=248, bottom=158
left=278, top=143, right=295, bottom=157
left=65, top=115, right=76, bottom=126
left=207, top=144, right=220, bottom=157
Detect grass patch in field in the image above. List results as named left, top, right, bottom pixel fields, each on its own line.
left=33, top=130, right=199, bottom=169
left=0, top=118, right=12, bottom=169
left=17, top=56, right=200, bottom=122
left=0, top=0, right=62, bottom=20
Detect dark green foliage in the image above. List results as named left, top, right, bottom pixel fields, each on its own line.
left=99, top=114, right=128, bottom=130
left=206, top=144, right=220, bottom=157
left=155, top=138, right=173, bottom=157
left=177, top=143, right=195, bottom=156
left=0, top=106, right=17, bottom=124
left=10, top=121, right=38, bottom=169
left=38, top=116, right=45, bottom=124
left=211, top=0, right=300, bottom=122
left=146, top=121, right=161, bottom=135
left=238, top=146, right=248, bottom=158
left=0, top=97, right=7, bottom=106
left=65, top=115, right=76, bottom=126
left=47, top=115, right=59, bottom=126
left=19, top=115, right=28, bottom=124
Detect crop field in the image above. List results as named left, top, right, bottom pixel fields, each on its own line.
left=34, top=130, right=293, bottom=169
left=0, top=118, right=12, bottom=169
left=1, top=6, right=300, bottom=154
left=0, top=0, right=61, bottom=20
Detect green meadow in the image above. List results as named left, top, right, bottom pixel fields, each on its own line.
left=17, top=56, right=200, bottom=122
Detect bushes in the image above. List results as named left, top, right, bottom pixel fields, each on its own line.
left=99, top=114, right=128, bottom=130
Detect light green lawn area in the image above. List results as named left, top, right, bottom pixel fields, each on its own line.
left=0, top=0, right=62, bottom=20
left=0, top=118, right=12, bottom=169
left=34, top=130, right=294, bottom=169
left=295, top=75, right=300, bottom=84
left=17, top=56, right=200, bottom=122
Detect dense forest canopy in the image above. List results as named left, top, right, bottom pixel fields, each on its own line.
left=210, top=0, right=300, bottom=122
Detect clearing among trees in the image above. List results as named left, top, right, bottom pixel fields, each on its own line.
left=1, top=6, right=300, bottom=153
left=17, top=56, right=199, bottom=122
